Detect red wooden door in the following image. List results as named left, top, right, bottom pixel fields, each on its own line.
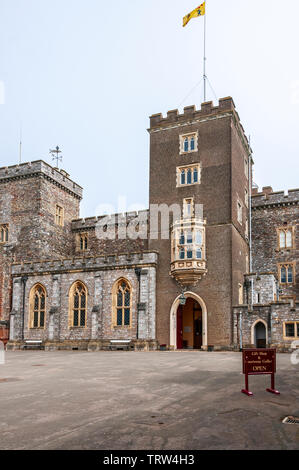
left=177, top=306, right=183, bottom=350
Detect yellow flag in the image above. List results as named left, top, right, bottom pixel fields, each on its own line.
left=183, top=2, right=206, bottom=28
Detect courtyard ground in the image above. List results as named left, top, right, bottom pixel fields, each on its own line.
left=0, top=351, right=298, bottom=450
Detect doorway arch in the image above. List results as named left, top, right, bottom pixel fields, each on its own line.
left=170, top=292, right=208, bottom=350
left=251, top=319, right=268, bottom=348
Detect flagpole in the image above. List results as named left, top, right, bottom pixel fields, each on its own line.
left=203, top=1, right=207, bottom=102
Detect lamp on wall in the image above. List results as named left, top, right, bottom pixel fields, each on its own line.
left=179, top=293, right=187, bottom=306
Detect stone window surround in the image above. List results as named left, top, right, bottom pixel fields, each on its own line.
left=55, top=204, right=64, bottom=227
left=183, top=198, right=194, bottom=219
left=29, top=283, right=47, bottom=330
left=237, top=199, right=243, bottom=225
left=176, top=164, right=201, bottom=188
left=179, top=131, right=199, bottom=155
left=68, top=281, right=88, bottom=329
left=278, top=262, right=296, bottom=286
left=111, top=277, right=133, bottom=329
left=283, top=321, right=299, bottom=340
left=277, top=226, right=295, bottom=250
left=77, top=232, right=89, bottom=252
left=0, top=223, right=9, bottom=243
left=245, top=188, right=249, bottom=207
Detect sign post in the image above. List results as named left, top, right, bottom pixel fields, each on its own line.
left=242, top=349, right=280, bottom=397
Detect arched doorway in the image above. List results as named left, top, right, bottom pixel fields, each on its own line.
left=254, top=321, right=267, bottom=349
left=177, top=298, right=202, bottom=350
left=170, top=292, right=208, bottom=350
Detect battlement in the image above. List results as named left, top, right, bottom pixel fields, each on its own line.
left=72, top=209, right=149, bottom=231
left=252, top=187, right=299, bottom=209
left=0, top=160, right=83, bottom=199
left=149, top=97, right=249, bottom=145
left=11, top=251, right=158, bottom=276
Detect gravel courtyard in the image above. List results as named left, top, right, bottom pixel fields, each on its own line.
left=0, top=351, right=298, bottom=450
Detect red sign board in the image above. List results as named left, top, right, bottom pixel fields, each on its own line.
left=243, top=349, right=276, bottom=375
left=241, top=349, right=280, bottom=397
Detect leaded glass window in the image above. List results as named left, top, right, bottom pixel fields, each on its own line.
left=280, top=264, right=294, bottom=285
left=285, top=323, right=295, bottom=338
left=181, top=170, right=185, bottom=185
left=184, top=138, right=189, bottom=153
left=115, top=280, right=131, bottom=327
left=71, top=282, right=87, bottom=327
left=279, top=228, right=293, bottom=249
left=193, top=168, right=198, bottom=183
left=30, top=284, right=46, bottom=329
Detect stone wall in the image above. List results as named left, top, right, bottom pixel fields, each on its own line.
left=8, top=252, right=158, bottom=350
left=233, top=301, right=299, bottom=351
left=251, top=188, right=299, bottom=301
left=0, top=161, right=82, bottom=325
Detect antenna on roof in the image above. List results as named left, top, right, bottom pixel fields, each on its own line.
left=49, top=146, right=63, bottom=169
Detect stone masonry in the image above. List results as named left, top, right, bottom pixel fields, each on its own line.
left=0, top=98, right=298, bottom=352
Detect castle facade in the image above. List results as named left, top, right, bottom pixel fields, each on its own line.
left=0, top=97, right=298, bottom=351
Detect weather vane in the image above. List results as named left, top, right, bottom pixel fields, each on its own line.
left=50, top=146, right=63, bottom=168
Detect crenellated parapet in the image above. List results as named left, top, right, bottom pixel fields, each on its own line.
left=11, top=251, right=158, bottom=276
left=148, top=97, right=251, bottom=155
left=0, top=160, right=83, bottom=200
left=71, top=209, right=149, bottom=231
left=252, top=187, right=299, bottom=210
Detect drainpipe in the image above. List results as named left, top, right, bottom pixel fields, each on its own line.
left=239, top=311, right=243, bottom=351
left=135, top=268, right=141, bottom=340
left=21, top=276, right=28, bottom=341
left=248, top=143, right=253, bottom=274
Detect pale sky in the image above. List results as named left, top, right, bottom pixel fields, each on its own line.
left=0, top=0, right=298, bottom=217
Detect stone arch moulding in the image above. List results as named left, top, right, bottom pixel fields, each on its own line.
left=170, top=292, right=208, bottom=350
left=251, top=319, right=269, bottom=346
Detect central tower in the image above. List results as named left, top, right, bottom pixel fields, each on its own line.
left=148, top=97, right=252, bottom=349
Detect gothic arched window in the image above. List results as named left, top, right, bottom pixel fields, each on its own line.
left=29, top=284, right=46, bottom=329
left=69, top=282, right=87, bottom=328
left=113, top=279, right=132, bottom=327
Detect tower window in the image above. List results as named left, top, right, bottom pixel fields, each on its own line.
left=0, top=224, right=9, bottom=243
left=55, top=205, right=64, bottom=227
left=180, top=132, right=198, bottom=154
left=177, top=165, right=201, bottom=187
left=279, top=263, right=295, bottom=285
left=278, top=227, right=294, bottom=249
